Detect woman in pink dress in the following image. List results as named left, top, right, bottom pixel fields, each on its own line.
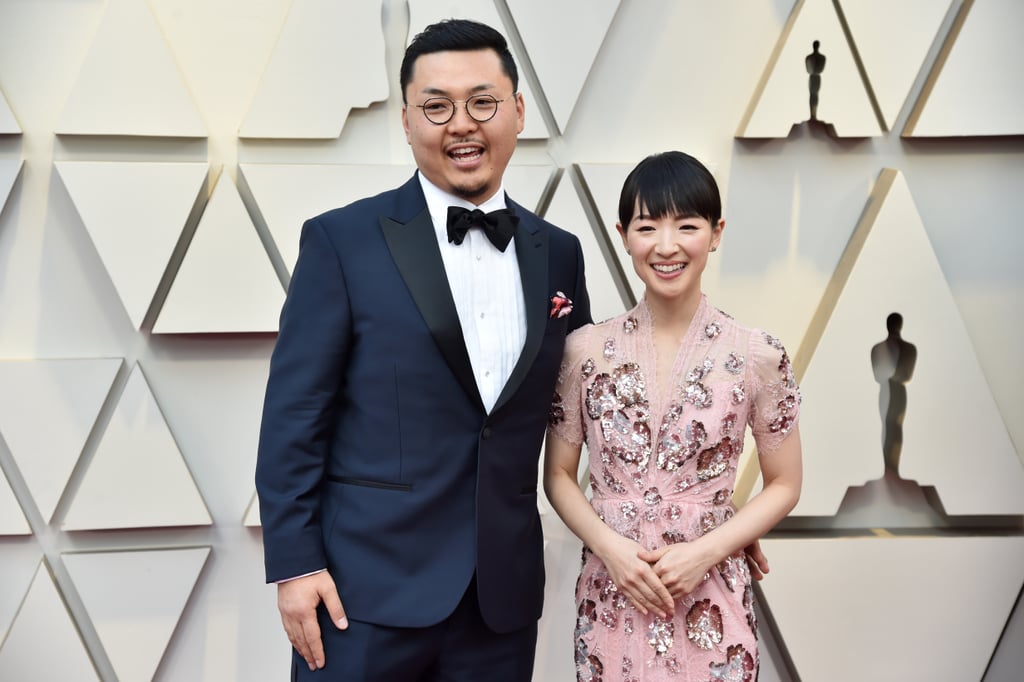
left=545, top=151, right=802, bottom=681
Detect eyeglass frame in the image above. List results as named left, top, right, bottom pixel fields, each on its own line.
left=413, top=93, right=518, bottom=125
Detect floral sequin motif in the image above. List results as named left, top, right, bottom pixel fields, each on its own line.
left=744, top=584, right=757, bottom=634
left=686, top=599, right=724, bottom=650
left=614, top=363, right=645, bottom=407
left=662, top=529, right=687, bottom=544
left=549, top=391, right=565, bottom=425
left=582, top=357, right=596, bottom=378
left=696, top=437, right=736, bottom=480
left=708, top=644, right=756, bottom=682
left=586, top=374, right=618, bottom=419
left=601, top=466, right=627, bottom=494
left=604, top=338, right=616, bottom=360
left=682, top=359, right=715, bottom=408
left=705, top=321, right=721, bottom=339
left=623, top=317, right=638, bottom=334
left=647, top=618, right=675, bottom=656
left=731, top=382, right=746, bottom=405
left=724, top=352, right=745, bottom=374
left=575, top=600, right=604, bottom=682
left=600, top=609, right=618, bottom=629
left=768, top=393, right=799, bottom=435
left=620, top=501, right=638, bottom=521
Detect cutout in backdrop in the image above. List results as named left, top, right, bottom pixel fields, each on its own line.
left=55, top=162, right=209, bottom=329
left=905, top=0, right=1024, bottom=136
left=0, top=160, right=23, bottom=216
left=62, top=363, right=211, bottom=530
left=0, top=89, right=19, bottom=133
left=153, top=170, right=285, bottom=334
left=63, top=547, right=210, bottom=682
left=794, top=169, right=1024, bottom=516
left=56, top=0, right=205, bottom=137
left=506, top=0, right=620, bottom=134
left=737, top=0, right=882, bottom=137
left=0, top=358, right=122, bottom=523
left=239, top=0, right=387, bottom=138
left=0, top=561, right=98, bottom=681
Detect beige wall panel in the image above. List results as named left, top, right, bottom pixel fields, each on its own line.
left=0, top=358, right=122, bottom=523
left=506, top=0, right=620, bottom=134
left=407, top=0, right=549, bottom=139
left=62, top=364, right=212, bottom=531
left=55, top=161, right=209, bottom=329
left=0, top=561, right=99, bottom=681
left=840, top=0, right=951, bottom=129
left=905, top=0, right=1024, bottom=136
left=55, top=0, right=205, bottom=137
left=739, top=0, right=882, bottom=137
left=760, top=535, right=1024, bottom=681
left=0, top=89, right=19, bottom=133
left=153, top=171, right=285, bottom=334
left=239, top=0, right=388, bottom=139
left=64, top=547, right=210, bottom=682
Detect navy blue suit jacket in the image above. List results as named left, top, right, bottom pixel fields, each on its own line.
left=256, top=174, right=591, bottom=633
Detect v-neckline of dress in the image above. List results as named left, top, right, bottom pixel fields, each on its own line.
left=634, top=294, right=710, bottom=420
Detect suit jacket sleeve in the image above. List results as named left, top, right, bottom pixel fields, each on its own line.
left=567, top=237, right=592, bottom=331
left=255, top=216, right=351, bottom=582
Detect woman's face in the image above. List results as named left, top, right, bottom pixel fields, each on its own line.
left=617, top=202, right=723, bottom=305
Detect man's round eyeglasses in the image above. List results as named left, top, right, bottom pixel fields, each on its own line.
left=414, top=93, right=516, bottom=125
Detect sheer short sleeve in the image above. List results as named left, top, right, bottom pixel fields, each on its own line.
left=547, top=325, right=592, bottom=447
left=747, top=331, right=801, bottom=455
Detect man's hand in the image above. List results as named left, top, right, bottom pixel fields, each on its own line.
left=277, top=571, right=348, bottom=671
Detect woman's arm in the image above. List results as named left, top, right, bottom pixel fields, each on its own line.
left=544, top=433, right=675, bottom=617
left=639, top=426, right=802, bottom=599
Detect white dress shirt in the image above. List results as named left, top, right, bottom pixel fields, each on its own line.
left=418, top=173, right=527, bottom=413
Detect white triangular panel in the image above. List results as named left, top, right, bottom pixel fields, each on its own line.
left=240, top=0, right=387, bottom=138
left=907, top=0, right=1024, bottom=136
left=64, top=547, right=210, bottom=682
left=0, top=469, right=29, bottom=535
left=841, top=0, right=951, bottom=128
left=0, top=89, right=19, bottom=133
left=0, top=358, right=122, bottom=523
left=506, top=0, right=619, bottom=133
left=55, top=0, right=205, bottom=137
left=55, top=162, right=208, bottom=329
left=578, top=163, right=643, bottom=303
left=798, top=170, right=1024, bottom=515
left=0, top=561, right=99, bottom=681
left=542, top=171, right=626, bottom=324
left=153, top=172, right=285, bottom=334
left=62, top=364, right=211, bottom=530
left=0, top=159, right=23, bottom=214
left=407, top=0, right=548, bottom=139
left=243, top=491, right=260, bottom=527
left=240, top=163, right=415, bottom=275
left=740, top=0, right=882, bottom=137
left=0, top=549, right=39, bottom=642
left=760, top=536, right=1024, bottom=681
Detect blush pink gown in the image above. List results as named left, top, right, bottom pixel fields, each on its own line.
left=548, top=296, right=800, bottom=682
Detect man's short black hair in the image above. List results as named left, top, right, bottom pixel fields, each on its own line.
left=400, top=19, right=519, bottom=104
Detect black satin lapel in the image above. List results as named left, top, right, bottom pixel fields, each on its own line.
left=493, top=218, right=549, bottom=413
left=380, top=210, right=483, bottom=409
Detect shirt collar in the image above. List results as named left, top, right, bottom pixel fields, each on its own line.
left=417, top=172, right=508, bottom=237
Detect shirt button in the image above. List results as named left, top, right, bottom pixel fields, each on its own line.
left=476, top=255, right=482, bottom=261
left=480, top=312, right=485, bottom=319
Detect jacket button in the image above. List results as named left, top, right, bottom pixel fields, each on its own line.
left=481, top=427, right=492, bottom=439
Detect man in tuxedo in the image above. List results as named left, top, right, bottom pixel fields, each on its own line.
left=255, top=18, right=591, bottom=681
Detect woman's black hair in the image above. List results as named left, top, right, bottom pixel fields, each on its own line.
left=617, top=151, right=721, bottom=228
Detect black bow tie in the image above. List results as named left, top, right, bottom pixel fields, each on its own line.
left=446, top=206, right=518, bottom=252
